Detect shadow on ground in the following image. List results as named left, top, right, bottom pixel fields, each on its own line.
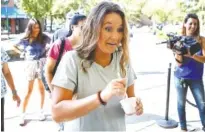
left=126, top=113, right=164, bottom=124
left=136, top=71, right=166, bottom=75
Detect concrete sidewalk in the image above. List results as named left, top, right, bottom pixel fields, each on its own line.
left=1, top=33, right=22, bottom=41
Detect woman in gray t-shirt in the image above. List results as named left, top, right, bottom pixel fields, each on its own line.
left=51, top=1, right=143, bottom=131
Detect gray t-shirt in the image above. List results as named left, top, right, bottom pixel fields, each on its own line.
left=52, top=50, right=137, bottom=131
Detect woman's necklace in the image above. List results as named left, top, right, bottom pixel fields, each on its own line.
left=29, top=36, right=37, bottom=44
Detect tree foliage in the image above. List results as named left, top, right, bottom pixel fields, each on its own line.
left=176, top=0, right=205, bottom=25
left=19, top=0, right=205, bottom=27
left=20, top=0, right=54, bottom=19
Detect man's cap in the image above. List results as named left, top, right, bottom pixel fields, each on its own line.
left=70, top=14, right=86, bottom=25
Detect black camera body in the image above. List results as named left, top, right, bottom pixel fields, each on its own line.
left=157, top=33, right=201, bottom=55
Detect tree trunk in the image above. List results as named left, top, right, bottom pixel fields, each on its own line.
left=50, top=14, right=53, bottom=32
left=44, top=17, right=47, bottom=31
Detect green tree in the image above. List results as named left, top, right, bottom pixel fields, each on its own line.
left=20, top=0, right=54, bottom=19
left=52, top=0, right=81, bottom=19
left=51, top=0, right=148, bottom=25
left=113, top=0, right=147, bottom=24
left=176, top=0, right=205, bottom=27
left=44, top=0, right=55, bottom=31
left=80, top=0, right=98, bottom=14
left=194, top=0, right=205, bottom=26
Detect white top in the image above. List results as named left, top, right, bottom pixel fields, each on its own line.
left=52, top=50, right=137, bottom=131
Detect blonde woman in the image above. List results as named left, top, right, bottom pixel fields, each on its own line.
left=51, top=1, right=143, bottom=131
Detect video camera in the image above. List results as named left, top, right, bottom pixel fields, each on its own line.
left=156, top=33, right=201, bottom=55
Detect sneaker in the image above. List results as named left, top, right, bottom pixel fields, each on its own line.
left=19, top=114, right=26, bottom=126
left=58, top=122, right=64, bottom=132
left=39, top=111, right=46, bottom=121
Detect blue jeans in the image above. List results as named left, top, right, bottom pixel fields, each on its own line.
left=174, top=77, right=205, bottom=130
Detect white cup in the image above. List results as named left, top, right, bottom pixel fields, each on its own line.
left=120, top=97, right=136, bottom=115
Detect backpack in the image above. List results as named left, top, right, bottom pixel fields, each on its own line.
left=41, top=37, right=66, bottom=93
left=52, top=37, right=66, bottom=76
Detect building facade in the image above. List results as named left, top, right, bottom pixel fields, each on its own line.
left=1, top=0, right=29, bottom=34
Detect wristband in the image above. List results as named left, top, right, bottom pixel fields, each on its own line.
left=97, top=91, right=107, bottom=105
left=12, top=89, right=17, bottom=96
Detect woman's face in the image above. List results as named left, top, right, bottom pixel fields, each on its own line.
left=32, top=24, right=40, bottom=37
left=184, top=18, right=198, bottom=36
left=72, top=19, right=86, bottom=39
left=96, top=12, right=123, bottom=55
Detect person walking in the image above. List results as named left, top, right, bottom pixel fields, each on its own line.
left=12, top=18, right=51, bottom=126
left=45, top=13, right=86, bottom=131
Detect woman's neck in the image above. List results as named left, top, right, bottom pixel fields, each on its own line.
left=30, top=33, right=38, bottom=38
left=29, top=37, right=35, bottom=43
left=187, top=34, right=194, bottom=37
left=94, top=50, right=112, bottom=67
left=68, top=36, right=78, bottom=48
left=186, top=32, right=198, bottom=37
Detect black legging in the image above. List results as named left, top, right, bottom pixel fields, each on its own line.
left=1, top=98, right=5, bottom=132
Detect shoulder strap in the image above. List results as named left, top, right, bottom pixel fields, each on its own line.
left=52, top=38, right=66, bottom=75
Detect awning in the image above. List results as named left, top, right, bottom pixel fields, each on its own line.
left=1, top=7, right=28, bottom=18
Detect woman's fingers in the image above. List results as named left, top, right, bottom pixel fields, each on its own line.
left=135, top=98, right=143, bottom=115
left=112, top=81, right=126, bottom=96
left=116, top=78, right=126, bottom=85
left=113, top=87, right=126, bottom=96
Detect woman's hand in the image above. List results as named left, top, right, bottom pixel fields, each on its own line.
left=135, top=97, right=143, bottom=115
left=175, top=54, right=183, bottom=61
left=101, top=78, right=126, bottom=102
left=183, top=49, right=193, bottom=58
left=13, top=94, right=21, bottom=107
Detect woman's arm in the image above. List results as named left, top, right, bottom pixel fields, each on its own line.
left=45, top=57, right=56, bottom=91
left=184, top=37, right=205, bottom=63
left=174, top=54, right=183, bottom=66
left=51, top=86, right=102, bottom=122
left=2, top=62, right=21, bottom=106
left=191, top=37, right=205, bottom=63
left=127, top=84, right=135, bottom=97
left=45, top=40, right=63, bottom=91
left=126, top=84, right=143, bottom=115
left=2, top=63, right=16, bottom=92
left=12, top=44, right=22, bottom=54
left=191, top=54, right=205, bottom=63
left=52, top=77, right=127, bottom=123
